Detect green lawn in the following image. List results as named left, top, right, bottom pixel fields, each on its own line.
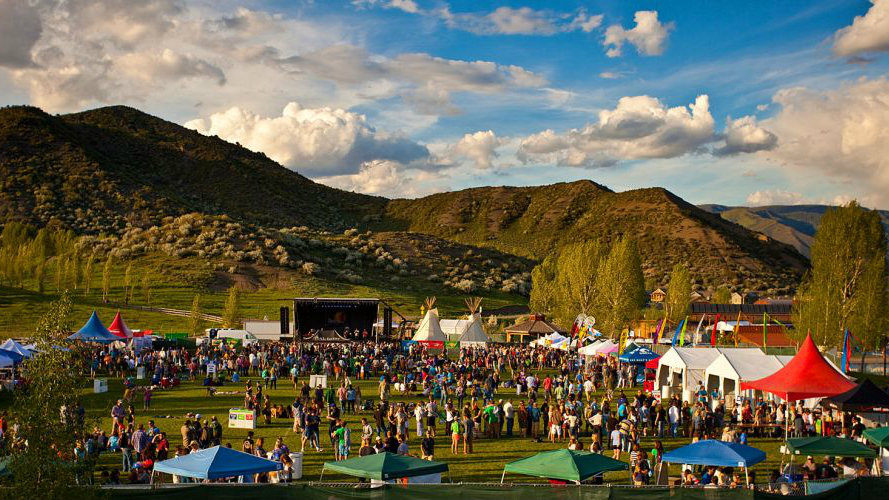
left=48, top=375, right=788, bottom=484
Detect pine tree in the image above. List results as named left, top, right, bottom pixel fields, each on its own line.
left=222, top=286, right=242, bottom=328
left=594, top=237, right=646, bottom=338
left=189, top=294, right=207, bottom=337
left=795, top=202, right=888, bottom=347
left=664, top=263, right=692, bottom=323
left=101, top=255, right=113, bottom=303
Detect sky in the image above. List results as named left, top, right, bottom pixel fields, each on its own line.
left=2, top=1, right=889, bottom=208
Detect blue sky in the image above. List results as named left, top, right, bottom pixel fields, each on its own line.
left=1, top=0, right=889, bottom=207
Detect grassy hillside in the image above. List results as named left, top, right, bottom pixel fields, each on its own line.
left=381, top=182, right=807, bottom=293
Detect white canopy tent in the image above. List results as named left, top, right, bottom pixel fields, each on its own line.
left=703, top=349, right=786, bottom=398
left=531, top=332, right=569, bottom=347
left=656, top=347, right=723, bottom=393
left=440, top=319, right=471, bottom=342
left=411, top=309, right=447, bottom=343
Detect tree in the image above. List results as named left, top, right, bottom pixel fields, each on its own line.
left=529, top=255, right=558, bottom=315
left=141, top=273, right=152, bottom=305
left=189, top=294, right=207, bottom=336
left=101, top=255, right=113, bottom=303
left=794, top=202, right=888, bottom=347
left=712, top=285, right=732, bottom=304
left=554, top=240, right=606, bottom=325
left=222, top=285, right=242, bottom=328
left=594, top=237, right=646, bottom=338
left=83, top=253, right=95, bottom=295
left=8, top=292, right=96, bottom=497
left=54, top=256, right=64, bottom=293
left=123, top=262, right=133, bottom=304
left=664, top=263, right=692, bottom=323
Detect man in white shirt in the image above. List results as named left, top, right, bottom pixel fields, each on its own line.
left=669, top=404, right=681, bottom=437
left=503, top=400, right=515, bottom=437
left=414, top=404, right=426, bottom=437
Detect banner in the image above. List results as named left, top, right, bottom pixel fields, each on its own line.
left=228, top=408, right=256, bottom=429
left=418, top=341, right=444, bottom=349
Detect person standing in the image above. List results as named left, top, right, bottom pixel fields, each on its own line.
left=503, top=400, right=515, bottom=437
left=420, top=430, right=435, bottom=461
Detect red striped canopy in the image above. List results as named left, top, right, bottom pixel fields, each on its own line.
left=740, top=333, right=855, bottom=401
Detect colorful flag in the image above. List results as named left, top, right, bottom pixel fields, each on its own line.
left=671, top=319, right=684, bottom=346
left=679, top=316, right=689, bottom=346
left=652, top=318, right=662, bottom=344
left=711, top=314, right=721, bottom=347
left=840, top=328, right=850, bottom=374
left=735, top=310, right=742, bottom=347
left=694, top=315, right=705, bottom=345
left=762, top=312, right=767, bottom=349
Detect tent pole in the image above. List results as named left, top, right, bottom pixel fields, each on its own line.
left=319, top=468, right=324, bottom=482
left=745, top=466, right=749, bottom=487
left=500, top=470, right=506, bottom=484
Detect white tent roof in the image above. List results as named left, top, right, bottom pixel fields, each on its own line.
left=458, top=314, right=490, bottom=345
left=440, top=319, right=471, bottom=338
left=659, top=347, right=723, bottom=371
left=411, top=309, right=447, bottom=342
left=704, top=349, right=783, bottom=383
left=532, top=332, right=569, bottom=347
left=578, top=339, right=605, bottom=355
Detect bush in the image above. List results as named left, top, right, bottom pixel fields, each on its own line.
left=301, top=262, right=320, bottom=276
left=453, top=279, right=476, bottom=292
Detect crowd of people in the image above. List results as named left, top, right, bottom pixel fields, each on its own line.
left=53, top=338, right=887, bottom=487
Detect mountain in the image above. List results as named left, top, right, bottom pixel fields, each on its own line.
left=699, top=204, right=889, bottom=257
left=0, top=105, right=808, bottom=295
left=0, top=105, right=385, bottom=234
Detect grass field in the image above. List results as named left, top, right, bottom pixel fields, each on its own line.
left=18, top=374, right=791, bottom=485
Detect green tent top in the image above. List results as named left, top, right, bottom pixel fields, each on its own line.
left=503, top=449, right=628, bottom=483
left=864, top=427, right=889, bottom=448
left=321, top=452, right=448, bottom=481
left=786, top=437, right=876, bottom=458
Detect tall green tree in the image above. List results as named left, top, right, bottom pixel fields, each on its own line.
left=529, top=255, right=558, bottom=316
left=141, top=273, right=152, bottom=305
left=83, top=253, right=95, bottom=295
left=101, top=255, right=113, bottom=303
left=9, top=292, right=96, bottom=497
left=794, top=202, right=888, bottom=347
left=555, top=240, right=606, bottom=325
left=123, top=262, right=133, bottom=304
left=712, top=285, right=732, bottom=304
left=664, top=263, right=692, bottom=323
left=189, top=294, right=207, bottom=336
left=594, top=237, right=646, bottom=338
left=222, top=285, right=242, bottom=328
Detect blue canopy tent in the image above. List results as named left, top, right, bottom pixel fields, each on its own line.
left=152, top=446, right=281, bottom=482
left=0, top=339, right=33, bottom=361
left=619, top=347, right=660, bottom=363
left=67, top=312, right=118, bottom=343
left=662, top=440, right=766, bottom=485
left=0, top=351, right=16, bottom=369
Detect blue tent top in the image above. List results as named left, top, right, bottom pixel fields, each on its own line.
left=154, top=446, right=281, bottom=479
left=662, top=440, right=766, bottom=468
left=619, top=347, right=660, bottom=364
left=0, top=351, right=16, bottom=369
left=67, top=312, right=118, bottom=343
left=0, top=339, right=32, bottom=360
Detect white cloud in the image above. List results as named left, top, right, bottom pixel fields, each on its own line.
left=604, top=11, right=674, bottom=58
left=833, top=0, right=889, bottom=56
left=745, top=189, right=806, bottom=206
left=115, top=49, right=226, bottom=86
left=714, top=115, right=778, bottom=156
left=184, top=102, right=430, bottom=176
left=451, top=130, right=504, bottom=169
left=759, top=78, right=889, bottom=203
left=316, top=160, right=446, bottom=198
left=518, top=94, right=713, bottom=167
left=0, top=0, right=42, bottom=68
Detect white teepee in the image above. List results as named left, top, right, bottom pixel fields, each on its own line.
left=458, top=297, right=490, bottom=346
left=411, top=297, right=447, bottom=342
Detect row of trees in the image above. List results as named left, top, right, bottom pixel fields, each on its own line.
left=530, top=237, right=647, bottom=337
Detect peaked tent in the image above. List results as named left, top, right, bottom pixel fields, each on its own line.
left=619, top=347, right=660, bottom=364
left=321, top=452, right=448, bottom=481
left=621, top=341, right=641, bottom=355
left=662, top=440, right=767, bottom=467
left=458, top=314, right=491, bottom=346
left=0, top=351, right=16, bottom=369
left=67, top=312, right=118, bottom=343
left=0, top=339, right=33, bottom=360
left=785, top=437, right=876, bottom=458
left=656, top=347, right=723, bottom=391
left=502, top=449, right=628, bottom=483
left=152, top=445, right=281, bottom=480
left=822, top=378, right=889, bottom=412
left=863, top=427, right=889, bottom=448
left=704, top=349, right=785, bottom=397
left=411, top=309, right=447, bottom=343
left=108, top=311, right=134, bottom=339
left=740, top=333, right=855, bottom=401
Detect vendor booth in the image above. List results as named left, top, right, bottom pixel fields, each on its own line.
left=703, top=349, right=790, bottom=400
left=864, top=427, right=889, bottom=476
left=152, top=445, right=281, bottom=483
left=320, top=452, right=449, bottom=484
left=656, top=347, right=723, bottom=397
left=661, top=440, right=766, bottom=486
left=502, top=449, right=628, bottom=484
left=67, top=312, right=119, bottom=343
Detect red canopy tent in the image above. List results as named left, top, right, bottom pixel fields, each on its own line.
left=108, top=311, right=134, bottom=339
left=644, top=357, right=660, bottom=369
left=740, top=333, right=855, bottom=401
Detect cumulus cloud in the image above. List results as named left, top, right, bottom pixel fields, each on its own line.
left=833, top=0, right=889, bottom=56
left=0, top=0, right=42, bottom=68
left=184, top=102, right=430, bottom=176
left=714, top=116, right=778, bottom=156
left=317, top=160, right=446, bottom=198
left=745, top=189, right=806, bottom=206
left=758, top=78, right=889, bottom=204
left=441, top=6, right=602, bottom=35
left=115, top=49, right=226, bottom=85
left=604, top=11, right=674, bottom=57
left=451, top=130, right=504, bottom=169
left=518, top=94, right=713, bottom=167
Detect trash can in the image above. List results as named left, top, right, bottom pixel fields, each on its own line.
left=290, top=452, right=303, bottom=480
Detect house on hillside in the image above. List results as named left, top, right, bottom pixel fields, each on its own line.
left=649, top=288, right=667, bottom=303
left=689, top=291, right=710, bottom=304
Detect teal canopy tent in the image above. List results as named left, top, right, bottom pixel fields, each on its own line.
left=153, top=446, right=281, bottom=481
left=502, top=449, right=628, bottom=483
left=321, top=452, right=449, bottom=481
left=67, top=312, right=118, bottom=343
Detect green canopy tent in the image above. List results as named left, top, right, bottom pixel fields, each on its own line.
left=785, top=437, right=876, bottom=458
left=320, top=452, right=449, bottom=482
left=864, top=427, right=889, bottom=448
left=502, top=449, right=628, bottom=484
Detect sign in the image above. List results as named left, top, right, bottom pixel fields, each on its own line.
left=229, top=408, right=256, bottom=429
left=93, top=379, right=108, bottom=394
left=418, top=341, right=444, bottom=349
left=445, top=341, right=459, bottom=350
left=309, top=374, right=327, bottom=389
